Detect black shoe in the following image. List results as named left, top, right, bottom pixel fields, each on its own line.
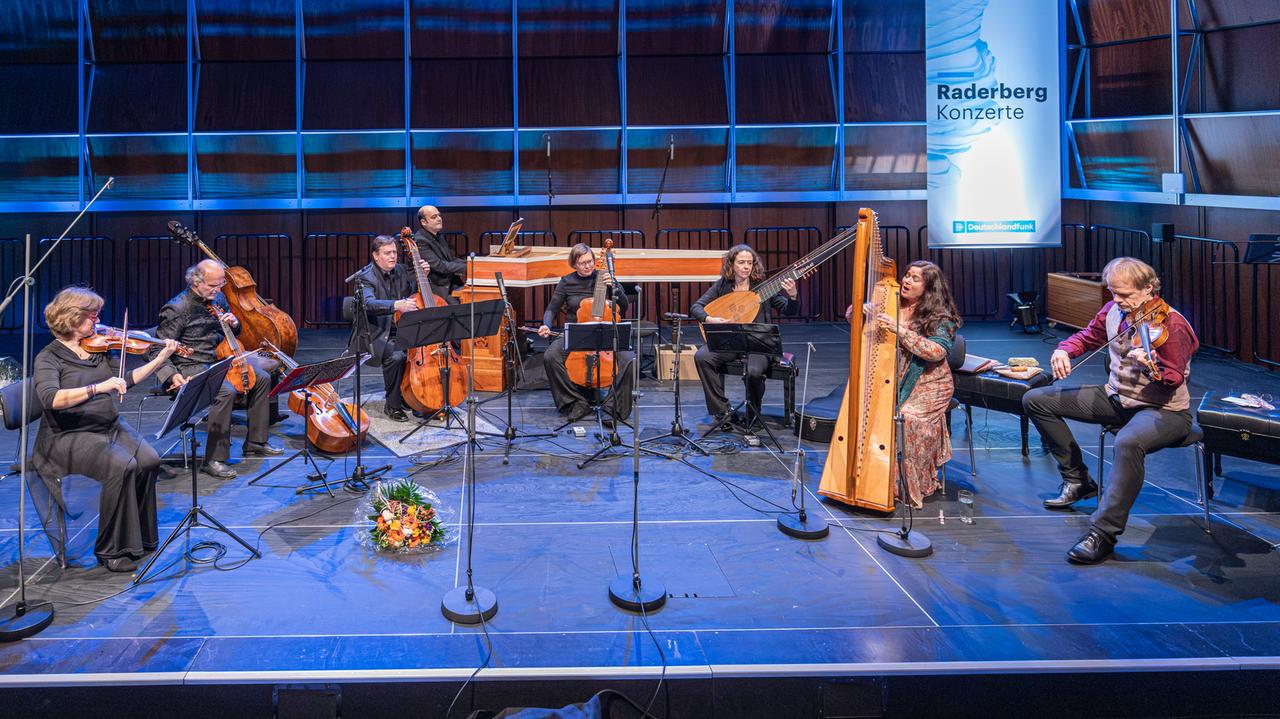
left=243, top=442, right=284, bottom=457
left=203, top=460, right=237, bottom=479
left=100, top=556, right=136, bottom=573
left=562, top=402, right=589, bottom=419
left=1067, top=528, right=1115, bottom=564
left=384, top=407, right=410, bottom=422
left=1043, top=479, right=1098, bottom=509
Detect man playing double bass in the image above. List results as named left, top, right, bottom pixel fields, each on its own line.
left=1022, top=257, right=1199, bottom=564
left=152, top=259, right=283, bottom=479
left=352, top=234, right=432, bottom=423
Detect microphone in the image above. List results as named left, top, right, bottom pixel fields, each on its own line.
left=105, top=176, right=115, bottom=189
left=668, top=135, right=674, bottom=162
left=544, top=133, right=551, bottom=159
left=605, top=248, right=617, bottom=281
left=344, top=267, right=367, bottom=284
left=662, top=312, right=689, bottom=321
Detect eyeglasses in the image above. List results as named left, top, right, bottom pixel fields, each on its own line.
left=575, top=258, right=596, bottom=268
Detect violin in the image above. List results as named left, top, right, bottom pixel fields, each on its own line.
left=396, top=226, right=469, bottom=415
left=208, top=303, right=256, bottom=394
left=1128, top=297, right=1170, bottom=381
left=82, top=325, right=193, bottom=357
left=564, top=239, right=619, bottom=389
left=258, top=340, right=369, bottom=454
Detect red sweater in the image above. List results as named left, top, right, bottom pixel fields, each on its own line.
left=1057, top=300, right=1199, bottom=411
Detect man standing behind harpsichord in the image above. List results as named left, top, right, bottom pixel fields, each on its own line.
left=413, top=205, right=465, bottom=305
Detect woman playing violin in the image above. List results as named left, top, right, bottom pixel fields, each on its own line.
left=1022, top=257, right=1200, bottom=564
left=31, top=287, right=180, bottom=572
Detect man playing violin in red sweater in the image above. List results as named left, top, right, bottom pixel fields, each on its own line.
left=1023, top=257, right=1200, bottom=564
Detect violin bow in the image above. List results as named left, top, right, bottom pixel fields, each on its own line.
left=117, top=308, right=128, bottom=403
left=1065, top=300, right=1163, bottom=373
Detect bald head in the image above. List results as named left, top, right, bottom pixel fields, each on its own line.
left=417, top=205, right=443, bottom=235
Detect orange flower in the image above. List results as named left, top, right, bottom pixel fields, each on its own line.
left=376, top=517, right=387, bottom=532
left=387, top=529, right=404, bottom=545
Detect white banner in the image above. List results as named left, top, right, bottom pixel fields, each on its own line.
left=926, top=0, right=1061, bottom=248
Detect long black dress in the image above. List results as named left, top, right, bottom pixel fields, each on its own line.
left=31, top=341, right=160, bottom=563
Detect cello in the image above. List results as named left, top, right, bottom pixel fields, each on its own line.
left=817, top=208, right=900, bottom=512
left=396, top=227, right=469, bottom=415
left=564, top=240, right=620, bottom=388
left=258, top=340, right=369, bottom=454
left=168, top=220, right=299, bottom=356
left=208, top=303, right=257, bottom=395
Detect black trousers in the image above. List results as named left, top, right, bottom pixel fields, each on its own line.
left=381, top=348, right=408, bottom=411
left=202, top=365, right=272, bottom=462
left=49, top=420, right=160, bottom=561
left=1023, top=384, right=1192, bottom=541
left=694, top=346, right=769, bottom=419
left=543, top=340, right=634, bottom=419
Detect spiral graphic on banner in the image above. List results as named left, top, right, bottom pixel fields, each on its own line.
left=926, top=0, right=997, bottom=189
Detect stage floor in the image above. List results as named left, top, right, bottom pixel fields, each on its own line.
left=1, top=323, right=1278, bottom=715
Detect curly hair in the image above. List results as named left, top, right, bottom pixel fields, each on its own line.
left=720, top=244, right=765, bottom=283
left=44, top=286, right=103, bottom=340
left=903, top=260, right=961, bottom=336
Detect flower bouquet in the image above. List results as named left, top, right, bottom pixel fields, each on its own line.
left=364, top=479, right=449, bottom=553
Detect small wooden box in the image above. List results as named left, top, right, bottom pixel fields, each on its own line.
left=657, top=344, right=701, bottom=381
left=1046, top=272, right=1109, bottom=329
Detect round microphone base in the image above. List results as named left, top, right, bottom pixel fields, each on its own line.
left=877, top=529, right=933, bottom=558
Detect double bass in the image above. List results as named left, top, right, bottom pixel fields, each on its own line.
left=564, top=240, right=620, bottom=388
left=258, top=340, right=369, bottom=454
left=168, top=220, right=299, bottom=356
left=818, top=208, right=900, bottom=512
left=396, top=227, right=469, bottom=415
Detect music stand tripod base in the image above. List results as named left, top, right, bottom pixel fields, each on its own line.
left=877, top=528, right=933, bottom=558
left=441, top=586, right=498, bottom=625
left=608, top=575, right=667, bottom=613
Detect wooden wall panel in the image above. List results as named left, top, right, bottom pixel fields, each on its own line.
left=1078, top=0, right=1169, bottom=44
left=735, top=54, right=835, bottom=124
left=844, top=53, right=924, bottom=122
left=1199, top=25, right=1280, bottom=113
left=1186, top=116, right=1280, bottom=196
left=843, top=0, right=923, bottom=52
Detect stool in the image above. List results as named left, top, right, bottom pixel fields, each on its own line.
left=723, top=353, right=798, bottom=427
left=0, top=379, right=69, bottom=568
left=1098, top=421, right=1211, bottom=532
left=953, top=369, right=1052, bottom=459
left=1195, top=391, right=1280, bottom=480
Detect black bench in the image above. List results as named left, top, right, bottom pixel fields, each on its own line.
left=1196, top=391, right=1280, bottom=483
left=952, top=366, right=1052, bottom=457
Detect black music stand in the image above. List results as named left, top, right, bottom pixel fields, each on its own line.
left=640, top=313, right=708, bottom=456
left=250, top=354, right=367, bottom=496
left=133, top=358, right=260, bottom=584
left=395, top=300, right=505, bottom=446
left=699, top=322, right=785, bottom=450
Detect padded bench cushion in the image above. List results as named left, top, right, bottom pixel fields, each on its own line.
left=953, top=369, right=1052, bottom=414
left=1196, top=392, right=1280, bottom=463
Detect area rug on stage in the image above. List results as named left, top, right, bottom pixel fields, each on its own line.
left=361, top=393, right=502, bottom=457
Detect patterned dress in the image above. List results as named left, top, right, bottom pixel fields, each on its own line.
left=894, top=323, right=955, bottom=508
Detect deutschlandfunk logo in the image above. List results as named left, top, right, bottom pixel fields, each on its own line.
left=951, top=220, right=1036, bottom=234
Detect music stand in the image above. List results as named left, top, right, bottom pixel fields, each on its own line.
left=133, top=358, right=261, bottom=584
left=699, top=322, right=785, bottom=450
left=395, top=300, right=505, bottom=446
left=486, top=271, right=554, bottom=463
left=250, top=353, right=368, bottom=496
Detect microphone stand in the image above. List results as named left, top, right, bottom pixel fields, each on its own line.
left=342, top=274, right=391, bottom=492
left=544, top=133, right=555, bottom=228
left=777, top=342, right=829, bottom=539
left=609, top=286, right=666, bottom=613
left=442, top=255, right=498, bottom=624
left=639, top=313, right=708, bottom=456
left=877, top=292, right=932, bottom=558
left=651, top=134, right=673, bottom=234
left=0, top=176, right=114, bottom=641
